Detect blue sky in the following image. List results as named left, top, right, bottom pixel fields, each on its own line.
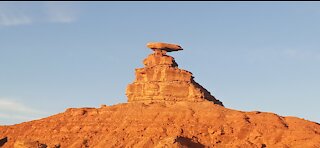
left=1, top=2, right=320, bottom=125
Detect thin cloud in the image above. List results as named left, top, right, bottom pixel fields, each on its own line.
left=0, top=113, right=33, bottom=120
left=243, top=48, right=320, bottom=62
left=0, top=98, right=48, bottom=125
left=283, top=49, right=320, bottom=60
left=0, top=98, right=44, bottom=115
left=45, top=2, right=78, bottom=23
left=0, top=12, right=32, bottom=26
left=0, top=2, right=79, bottom=27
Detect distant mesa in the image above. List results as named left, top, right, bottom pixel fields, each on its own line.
left=126, top=42, right=223, bottom=106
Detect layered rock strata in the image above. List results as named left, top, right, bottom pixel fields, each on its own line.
left=126, top=42, right=223, bottom=106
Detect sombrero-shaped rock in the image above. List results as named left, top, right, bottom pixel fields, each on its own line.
left=147, top=42, right=183, bottom=52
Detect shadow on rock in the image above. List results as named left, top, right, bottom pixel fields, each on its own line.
left=176, top=137, right=205, bottom=148
left=0, top=137, right=8, bottom=147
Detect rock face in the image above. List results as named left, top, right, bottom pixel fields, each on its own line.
left=126, top=42, right=223, bottom=106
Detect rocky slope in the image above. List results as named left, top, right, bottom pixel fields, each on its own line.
left=0, top=101, right=319, bottom=147
left=1, top=42, right=319, bottom=147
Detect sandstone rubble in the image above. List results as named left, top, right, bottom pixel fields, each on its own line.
left=13, top=140, right=48, bottom=148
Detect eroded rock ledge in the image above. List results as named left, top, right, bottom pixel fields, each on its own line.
left=126, top=42, right=223, bottom=106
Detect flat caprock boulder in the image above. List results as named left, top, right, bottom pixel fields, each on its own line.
left=147, top=42, right=183, bottom=52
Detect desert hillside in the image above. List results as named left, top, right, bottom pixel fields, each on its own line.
left=1, top=42, right=319, bottom=147
left=0, top=101, right=320, bottom=147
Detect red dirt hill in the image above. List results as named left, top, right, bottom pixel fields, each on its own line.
left=0, top=101, right=319, bottom=147
left=1, top=43, right=319, bottom=147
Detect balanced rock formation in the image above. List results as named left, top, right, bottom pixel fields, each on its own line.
left=126, top=42, right=223, bottom=106
left=1, top=42, right=320, bottom=147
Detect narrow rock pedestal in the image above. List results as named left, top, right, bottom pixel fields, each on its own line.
left=126, top=42, right=223, bottom=106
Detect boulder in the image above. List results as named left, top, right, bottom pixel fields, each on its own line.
left=147, top=42, right=183, bottom=52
